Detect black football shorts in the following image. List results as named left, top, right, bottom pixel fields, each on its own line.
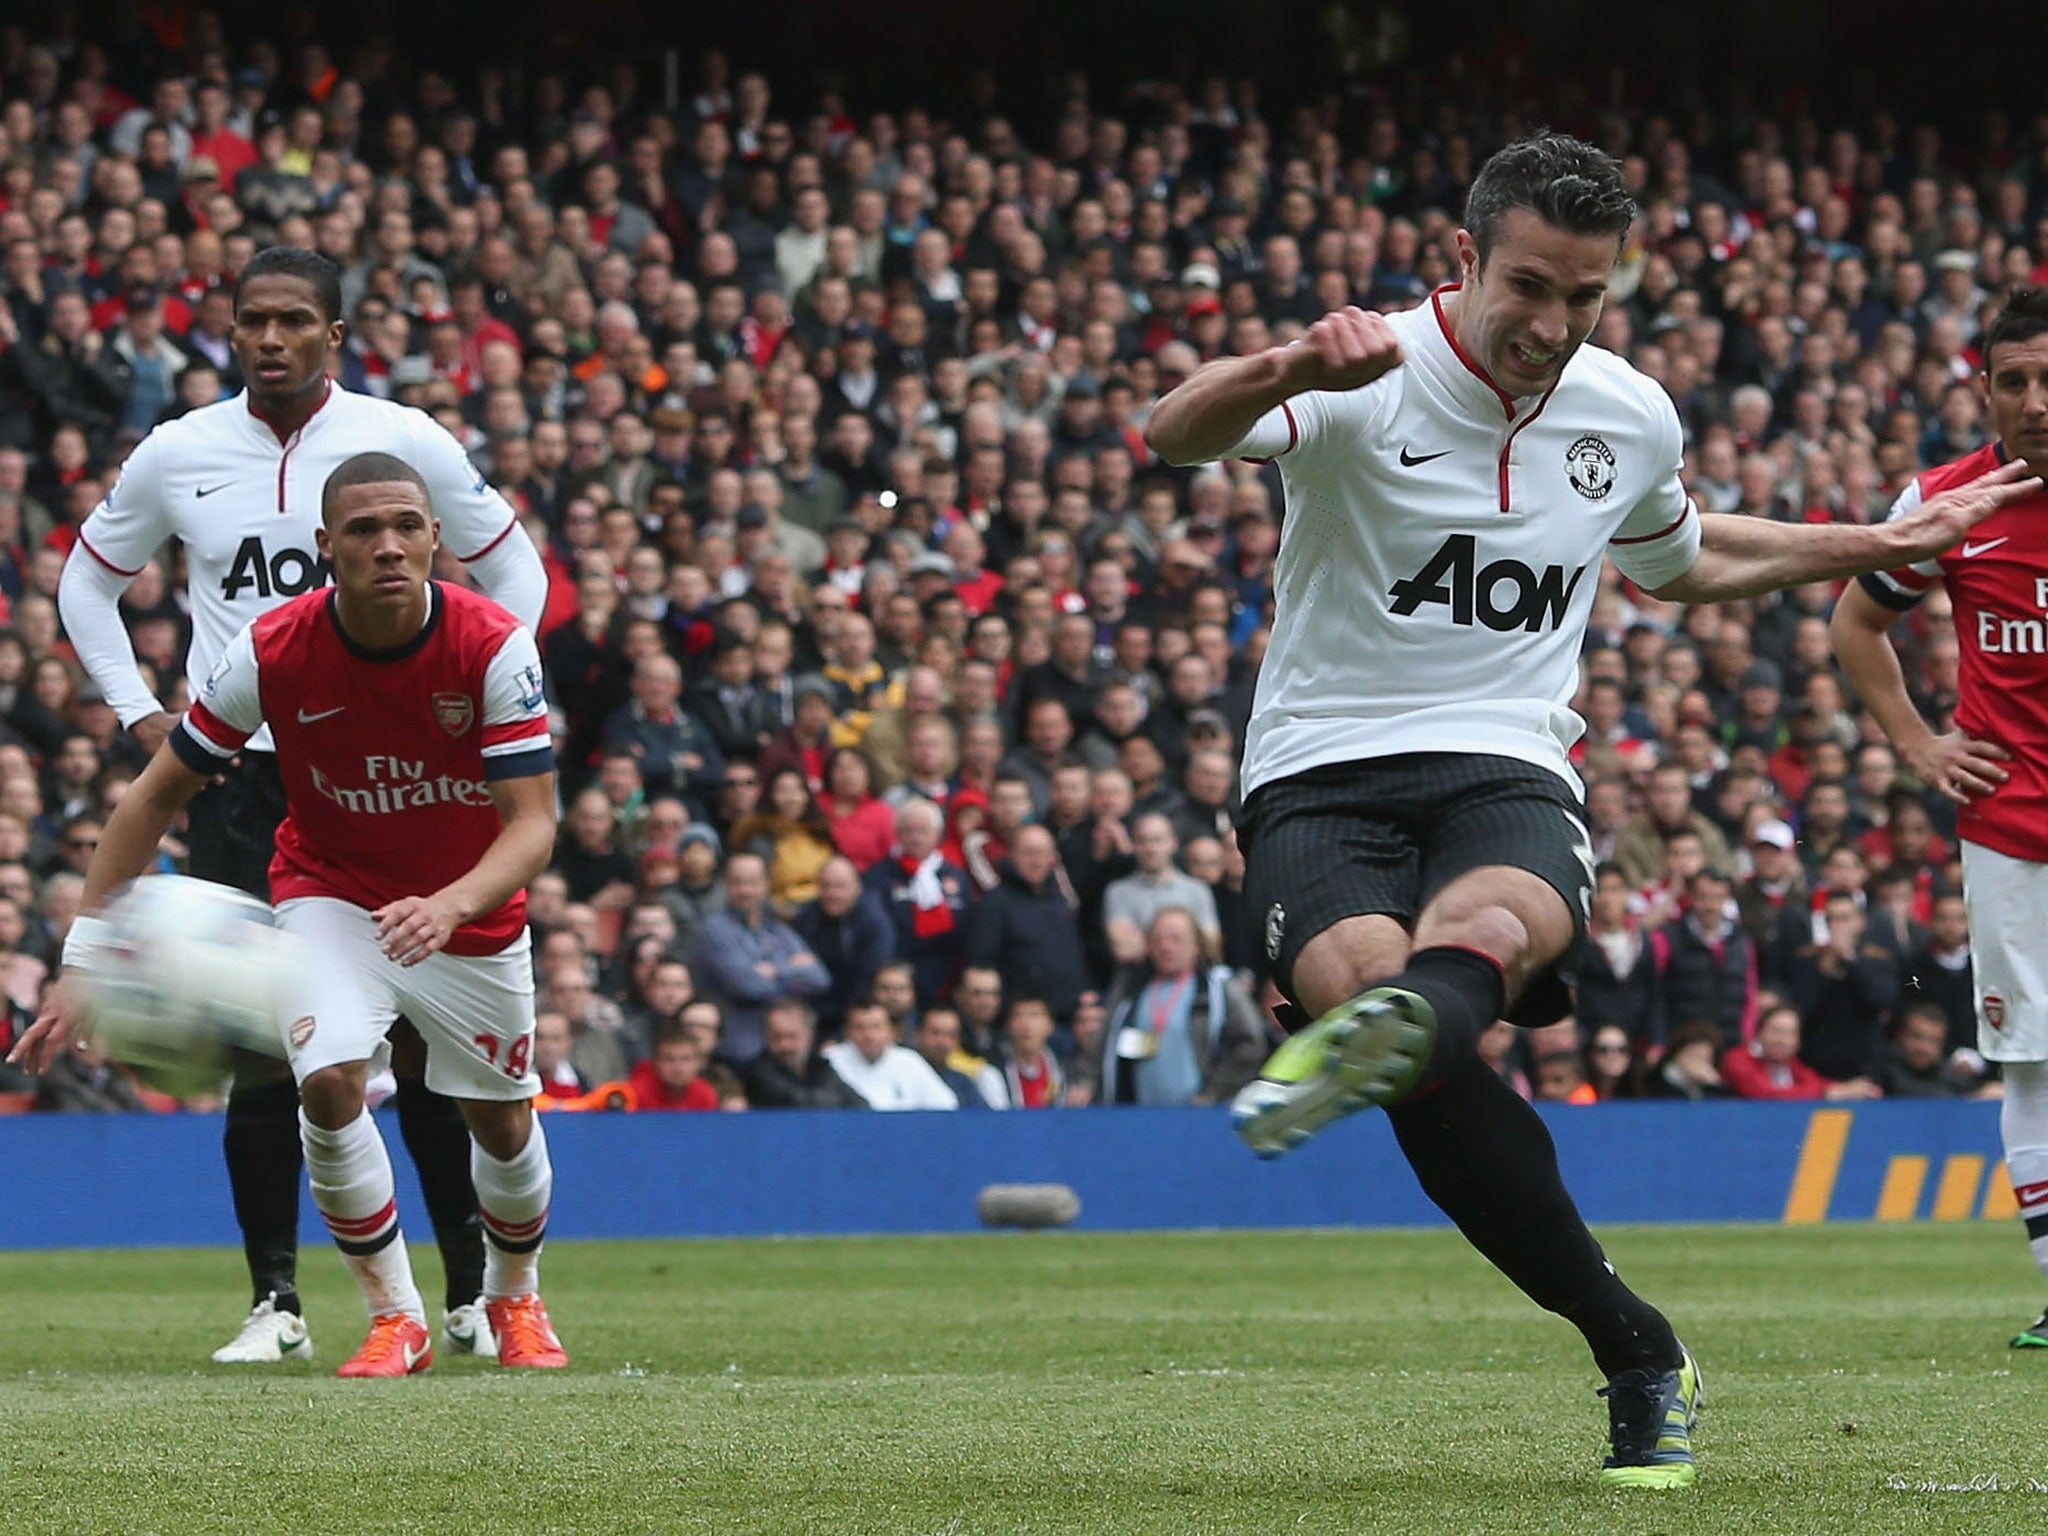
left=1239, top=752, right=1590, bottom=1028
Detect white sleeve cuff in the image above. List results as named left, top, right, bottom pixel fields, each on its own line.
left=60, top=912, right=117, bottom=971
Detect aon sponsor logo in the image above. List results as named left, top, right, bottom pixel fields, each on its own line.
left=221, top=536, right=332, bottom=600
left=1387, top=533, right=1588, bottom=632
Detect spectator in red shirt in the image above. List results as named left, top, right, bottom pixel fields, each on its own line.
left=942, top=521, right=1004, bottom=615
left=627, top=1021, right=721, bottom=1111
left=187, top=81, right=256, bottom=191
left=450, top=273, right=521, bottom=384
left=1722, top=1003, right=1875, bottom=1101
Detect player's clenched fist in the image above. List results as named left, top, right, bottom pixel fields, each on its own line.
left=1285, top=307, right=1405, bottom=392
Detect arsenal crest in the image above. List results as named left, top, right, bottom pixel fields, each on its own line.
left=289, top=1015, right=317, bottom=1048
left=1985, top=993, right=2007, bottom=1030
left=433, top=692, right=475, bottom=735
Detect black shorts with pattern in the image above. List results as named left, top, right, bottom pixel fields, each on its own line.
left=1238, top=752, right=1591, bottom=1029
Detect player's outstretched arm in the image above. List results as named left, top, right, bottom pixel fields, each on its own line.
left=1649, top=459, right=2041, bottom=604
left=373, top=771, right=558, bottom=966
left=1831, top=580, right=2010, bottom=804
left=6, top=743, right=212, bottom=1073
left=1144, top=307, right=1404, bottom=465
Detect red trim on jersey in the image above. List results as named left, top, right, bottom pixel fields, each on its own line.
left=1280, top=399, right=1299, bottom=454
left=1611, top=500, right=1696, bottom=546
left=247, top=377, right=333, bottom=446
left=1430, top=285, right=1516, bottom=418
left=75, top=531, right=143, bottom=578
left=1496, top=378, right=1561, bottom=512
left=456, top=517, right=518, bottom=563
left=481, top=718, right=550, bottom=751
left=185, top=700, right=248, bottom=754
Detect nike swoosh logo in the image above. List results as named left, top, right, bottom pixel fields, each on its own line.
left=1961, top=537, right=2010, bottom=558
left=297, top=706, right=346, bottom=723
left=195, top=483, right=233, bottom=498
left=1399, top=446, right=1452, bottom=467
left=402, top=1341, right=425, bottom=1370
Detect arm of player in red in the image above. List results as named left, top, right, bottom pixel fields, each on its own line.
left=372, top=770, right=560, bottom=966
left=7, top=742, right=213, bottom=1073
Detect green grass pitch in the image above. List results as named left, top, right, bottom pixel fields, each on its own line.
left=2, top=1224, right=2045, bottom=1535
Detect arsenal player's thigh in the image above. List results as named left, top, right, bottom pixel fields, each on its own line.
left=274, top=897, right=403, bottom=1085
left=1959, top=841, right=2048, bottom=1061
left=391, top=931, right=542, bottom=1103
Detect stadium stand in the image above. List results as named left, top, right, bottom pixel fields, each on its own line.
left=0, top=13, right=2022, bottom=1111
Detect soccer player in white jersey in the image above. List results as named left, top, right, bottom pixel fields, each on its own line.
left=56, top=248, right=548, bottom=1365
left=1146, top=132, right=2035, bottom=1487
left=1833, top=287, right=2048, bottom=1350
left=18, top=452, right=567, bottom=1375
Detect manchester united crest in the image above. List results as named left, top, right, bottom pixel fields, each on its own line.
left=1565, top=434, right=1617, bottom=501
left=433, top=692, right=475, bottom=736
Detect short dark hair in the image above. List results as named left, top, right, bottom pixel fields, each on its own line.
left=653, top=1019, right=698, bottom=1050
left=232, top=246, right=344, bottom=323
left=321, top=451, right=430, bottom=522
left=1982, top=286, right=2048, bottom=372
left=1463, top=131, right=1635, bottom=265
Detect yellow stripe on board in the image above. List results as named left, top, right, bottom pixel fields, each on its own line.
left=1932, top=1155, right=1986, bottom=1221
left=1984, top=1164, right=2019, bottom=1220
left=1783, top=1109, right=1854, bottom=1224
left=1877, top=1155, right=1930, bottom=1221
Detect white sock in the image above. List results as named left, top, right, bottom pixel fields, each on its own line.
left=473, top=1116, right=552, bottom=1300
left=2000, top=1062, right=2048, bottom=1296
left=301, top=1108, right=425, bottom=1323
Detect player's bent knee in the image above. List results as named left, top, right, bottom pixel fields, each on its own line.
left=459, top=1097, right=533, bottom=1162
left=1290, top=915, right=1411, bottom=1017
left=298, top=1061, right=371, bottom=1130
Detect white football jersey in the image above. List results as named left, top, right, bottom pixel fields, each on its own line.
left=73, top=384, right=524, bottom=741
left=1226, top=286, right=1701, bottom=797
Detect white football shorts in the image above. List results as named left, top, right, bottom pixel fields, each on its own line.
left=275, top=896, right=539, bottom=1100
left=1961, top=840, right=2048, bottom=1062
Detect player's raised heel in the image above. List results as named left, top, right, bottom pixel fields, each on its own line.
left=1230, top=986, right=1439, bottom=1160
left=1597, top=1346, right=1702, bottom=1489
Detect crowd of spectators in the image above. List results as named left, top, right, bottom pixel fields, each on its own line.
left=0, top=18, right=2027, bottom=1112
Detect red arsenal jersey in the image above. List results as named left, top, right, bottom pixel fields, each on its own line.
left=172, top=582, right=553, bottom=953
left=1863, top=442, right=2048, bottom=863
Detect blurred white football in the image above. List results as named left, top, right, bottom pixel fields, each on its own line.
left=73, top=875, right=297, bottom=1095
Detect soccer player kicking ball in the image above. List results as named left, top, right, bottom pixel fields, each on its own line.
left=16, top=452, right=568, bottom=1377
left=1833, top=287, right=2048, bottom=1351
left=1146, top=130, right=2036, bottom=1487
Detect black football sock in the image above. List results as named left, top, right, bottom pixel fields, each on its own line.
left=1387, top=1052, right=1682, bottom=1377
left=394, top=1081, right=487, bottom=1312
left=1387, top=944, right=1506, bottom=1084
left=223, top=1074, right=304, bottom=1314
